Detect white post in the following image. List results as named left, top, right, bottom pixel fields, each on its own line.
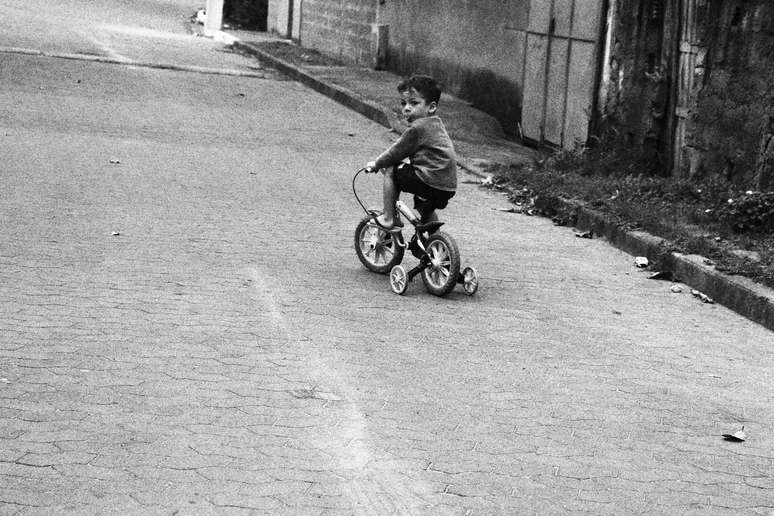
left=204, top=0, right=224, bottom=35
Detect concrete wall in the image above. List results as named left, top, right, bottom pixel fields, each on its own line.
left=300, top=0, right=377, bottom=64
left=379, top=1, right=530, bottom=135
left=267, top=0, right=280, bottom=33
left=292, top=1, right=531, bottom=134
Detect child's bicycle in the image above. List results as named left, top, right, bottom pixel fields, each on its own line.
left=352, top=167, right=479, bottom=296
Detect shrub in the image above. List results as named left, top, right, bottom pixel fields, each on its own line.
left=718, top=191, right=774, bottom=233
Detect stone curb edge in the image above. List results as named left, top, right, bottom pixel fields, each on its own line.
left=573, top=201, right=774, bottom=332
left=232, top=41, right=391, bottom=128
left=233, top=38, right=774, bottom=333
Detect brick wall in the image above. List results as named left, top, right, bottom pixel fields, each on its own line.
left=300, top=0, right=377, bottom=65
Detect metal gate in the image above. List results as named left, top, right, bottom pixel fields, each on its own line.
left=521, top=0, right=605, bottom=148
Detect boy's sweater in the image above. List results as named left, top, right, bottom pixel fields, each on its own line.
left=374, top=116, right=457, bottom=192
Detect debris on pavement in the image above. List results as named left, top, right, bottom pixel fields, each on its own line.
left=481, top=175, right=494, bottom=187
left=722, top=426, right=746, bottom=442
left=111, top=231, right=120, bottom=236
left=494, top=206, right=518, bottom=213
left=648, top=271, right=673, bottom=281
left=0, top=378, right=10, bottom=384
left=194, top=8, right=206, bottom=24
left=691, top=289, right=715, bottom=304
left=109, top=159, right=120, bottom=164
left=574, top=230, right=593, bottom=239
left=634, top=256, right=649, bottom=268
left=670, top=284, right=683, bottom=293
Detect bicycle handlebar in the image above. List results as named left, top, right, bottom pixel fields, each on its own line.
left=352, top=168, right=372, bottom=214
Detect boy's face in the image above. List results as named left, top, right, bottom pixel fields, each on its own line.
left=400, top=87, right=437, bottom=123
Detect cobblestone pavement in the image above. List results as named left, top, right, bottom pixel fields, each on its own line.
left=2, top=11, right=774, bottom=516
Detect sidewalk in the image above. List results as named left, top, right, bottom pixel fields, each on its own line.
left=221, top=29, right=774, bottom=332
left=223, top=30, right=538, bottom=171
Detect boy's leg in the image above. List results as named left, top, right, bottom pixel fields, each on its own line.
left=420, top=208, right=439, bottom=225
left=375, top=166, right=399, bottom=228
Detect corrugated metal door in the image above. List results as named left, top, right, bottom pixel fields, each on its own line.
left=521, top=0, right=604, bottom=148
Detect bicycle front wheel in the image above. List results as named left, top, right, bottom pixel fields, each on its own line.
left=354, top=216, right=404, bottom=274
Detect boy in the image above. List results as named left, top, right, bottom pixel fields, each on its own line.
left=365, top=75, right=457, bottom=229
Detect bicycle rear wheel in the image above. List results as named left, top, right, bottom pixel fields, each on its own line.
left=420, top=231, right=460, bottom=297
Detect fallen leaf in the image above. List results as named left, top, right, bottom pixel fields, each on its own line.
left=690, top=289, right=714, bottom=304
left=722, top=426, right=746, bottom=442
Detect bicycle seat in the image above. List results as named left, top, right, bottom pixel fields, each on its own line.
left=416, top=221, right=444, bottom=234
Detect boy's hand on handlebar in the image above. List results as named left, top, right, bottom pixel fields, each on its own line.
left=365, top=161, right=377, bottom=173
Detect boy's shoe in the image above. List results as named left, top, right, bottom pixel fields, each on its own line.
left=370, top=213, right=404, bottom=231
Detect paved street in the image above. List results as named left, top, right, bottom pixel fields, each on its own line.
left=2, top=1, right=774, bottom=514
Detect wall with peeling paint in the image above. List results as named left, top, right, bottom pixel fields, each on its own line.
left=599, top=0, right=774, bottom=188
left=688, top=0, right=774, bottom=189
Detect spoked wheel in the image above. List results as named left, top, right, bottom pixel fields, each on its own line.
left=420, top=232, right=460, bottom=297
left=390, top=265, right=409, bottom=295
left=461, top=266, right=479, bottom=296
left=354, top=216, right=404, bottom=274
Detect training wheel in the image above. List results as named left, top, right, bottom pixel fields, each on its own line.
left=390, top=265, right=408, bottom=295
left=461, top=266, right=479, bottom=296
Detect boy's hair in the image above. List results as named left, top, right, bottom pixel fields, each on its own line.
left=398, top=75, right=442, bottom=105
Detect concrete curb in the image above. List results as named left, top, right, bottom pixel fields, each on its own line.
left=233, top=38, right=774, bottom=333
left=233, top=41, right=391, bottom=128
left=572, top=203, right=774, bottom=332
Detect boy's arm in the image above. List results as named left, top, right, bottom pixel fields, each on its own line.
left=373, top=127, right=419, bottom=170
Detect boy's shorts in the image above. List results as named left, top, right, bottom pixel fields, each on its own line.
left=393, top=163, right=455, bottom=213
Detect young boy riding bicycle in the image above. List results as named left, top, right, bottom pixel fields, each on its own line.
left=365, top=75, right=457, bottom=230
